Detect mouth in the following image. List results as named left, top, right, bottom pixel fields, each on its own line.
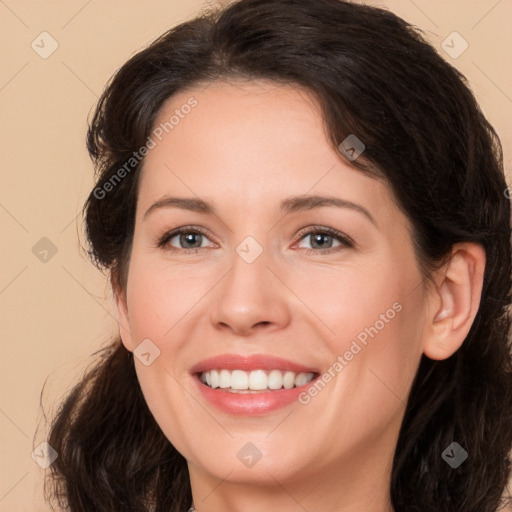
left=190, top=354, right=320, bottom=415
left=197, top=369, right=318, bottom=393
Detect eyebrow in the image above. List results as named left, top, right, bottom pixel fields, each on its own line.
left=143, top=194, right=377, bottom=226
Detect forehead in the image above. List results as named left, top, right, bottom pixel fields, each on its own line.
left=149, top=79, right=327, bottom=163
left=137, top=79, right=399, bottom=224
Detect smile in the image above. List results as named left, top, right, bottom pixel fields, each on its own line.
left=199, top=369, right=316, bottom=392
left=190, top=353, right=321, bottom=415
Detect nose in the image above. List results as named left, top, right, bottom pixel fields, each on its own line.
left=209, top=244, right=291, bottom=337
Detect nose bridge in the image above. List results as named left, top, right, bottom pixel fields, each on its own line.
left=224, top=234, right=272, bottom=307
left=209, top=233, right=290, bottom=334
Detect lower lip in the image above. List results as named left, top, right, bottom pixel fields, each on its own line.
left=193, top=374, right=318, bottom=416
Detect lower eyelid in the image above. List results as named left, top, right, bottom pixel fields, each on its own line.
left=164, top=230, right=213, bottom=250
left=297, top=226, right=353, bottom=243
left=295, top=232, right=351, bottom=251
left=158, top=227, right=353, bottom=252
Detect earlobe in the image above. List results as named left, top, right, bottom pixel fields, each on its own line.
left=114, top=287, right=134, bottom=352
left=423, top=243, right=486, bottom=361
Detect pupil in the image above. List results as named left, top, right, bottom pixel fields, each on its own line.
left=178, top=233, right=333, bottom=250
left=312, top=233, right=331, bottom=249
left=181, top=233, right=201, bottom=248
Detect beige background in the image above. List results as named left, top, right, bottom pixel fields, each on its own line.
left=1, top=0, right=511, bottom=510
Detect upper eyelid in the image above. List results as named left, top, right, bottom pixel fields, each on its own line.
left=295, top=225, right=354, bottom=245
left=159, top=225, right=353, bottom=249
left=158, top=226, right=215, bottom=247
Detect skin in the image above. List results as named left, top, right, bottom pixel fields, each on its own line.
left=115, top=80, right=486, bottom=512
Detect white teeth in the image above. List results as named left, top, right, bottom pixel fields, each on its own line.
left=248, top=370, right=268, bottom=390
left=283, top=371, right=295, bottom=390
left=295, top=372, right=313, bottom=387
left=268, top=369, right=284, bottom=389
left=219, top=369, right=231, bottom=388
left=231, top=370, right=249, bottom=390
left=210, top=369, right=219, bottom=388
left=200, top=369, right=315, bottom=391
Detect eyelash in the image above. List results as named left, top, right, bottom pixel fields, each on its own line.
left=156, top=225, right=354, bottom=255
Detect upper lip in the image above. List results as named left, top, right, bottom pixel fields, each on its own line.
left=190, top=354, right=319, bottom=374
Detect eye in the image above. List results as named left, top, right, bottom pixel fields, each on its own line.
left=156, top=225, right=354, bottom=255
left=294, top=226, right=354, bottom=254
left=156, top=226, right=215, bottom=253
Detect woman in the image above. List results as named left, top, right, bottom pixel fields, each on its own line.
left=44, top=0, right=512, bottom=510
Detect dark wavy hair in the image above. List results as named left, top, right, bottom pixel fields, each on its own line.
left=42, top=0, right=512, bottom=510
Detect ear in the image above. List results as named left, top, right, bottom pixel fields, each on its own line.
left=422, top=242, right=486, bottom=360
left=114, top=285, right=134, bottom=352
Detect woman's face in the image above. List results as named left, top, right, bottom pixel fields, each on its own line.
left=117, top=80, right=429, bottom=501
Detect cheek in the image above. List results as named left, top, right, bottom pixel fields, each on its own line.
left=125, top=258, right=211, bottom=340
left=287, top=257, right=417, bottom=348
left=132, top=361, right=192, bottom=458
left=332, top=270, right=426, bottom=411
left=289, top=251, right=425, bottom=399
